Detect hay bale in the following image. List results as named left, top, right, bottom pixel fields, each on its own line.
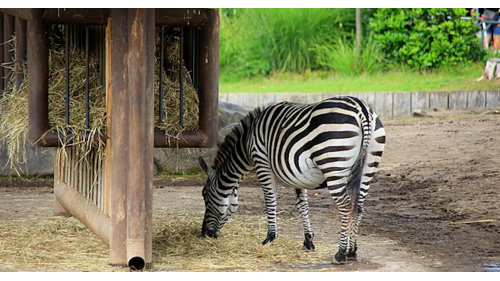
left=0, top=28, right=200, bottom=173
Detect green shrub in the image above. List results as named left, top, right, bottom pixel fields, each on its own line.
left=219, top=8, right=356, bottom=77
left=370, top=8, right=484, bottom=69
left=315, top=36, right=385, bottom=76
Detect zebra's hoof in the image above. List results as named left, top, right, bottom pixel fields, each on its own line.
left=333, top=251, right=347, bottom=265
left=302, top=237, right=315, bottom=251
left=262, top=232, right=277, bottom=246
left=346, top=251, right=357, bottom=261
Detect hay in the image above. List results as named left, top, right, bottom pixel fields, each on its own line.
left=0, top=28, right=200, bottom=174
left=0, top=211, right=334, bottom=272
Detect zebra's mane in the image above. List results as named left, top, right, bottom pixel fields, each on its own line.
left=212, top=107, right=262, bottom=170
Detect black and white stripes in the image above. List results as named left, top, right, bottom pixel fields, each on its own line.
left=199, top=96, right=386, bottom=264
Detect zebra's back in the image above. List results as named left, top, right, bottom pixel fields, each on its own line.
left=251, top=96, right=382, bottom=190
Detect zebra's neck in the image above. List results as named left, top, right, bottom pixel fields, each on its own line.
left=213, top=109, right=261, bottom=189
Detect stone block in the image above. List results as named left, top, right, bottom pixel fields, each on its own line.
left=393, top=92, right=411, bottom=116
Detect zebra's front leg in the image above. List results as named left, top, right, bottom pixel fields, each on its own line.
left=295, top=188, right=315, bottom=251
left=256, top=167, right=279, bottom=246
left=261, top=185, right=278, bottom=245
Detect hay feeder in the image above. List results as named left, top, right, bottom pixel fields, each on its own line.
left=0, top=8, right=219, bottom=270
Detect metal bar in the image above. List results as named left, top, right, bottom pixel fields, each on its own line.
left=27, top=9, right=50, bottom=145
left=155, top=8, right=208, bottom=26
left=15, top=17, right=27, bottom=90
left=154, top=129, right=208, bottom=147
left=0, top=13, right=4, bottom=93
left=159, top=26, right=164, bottom=123
left=193, top=27, right=199, bottom=90
left=0, top=8, right=30, bottom=21
left=3, top=14, right=15, bottom=90
left=85, top=25, right=90, bottom=128
left=42, top=8, right=109, bottom=25
left=191, top=27, right=195, bottom=84
left=196, top=9, right=219, bottom=147
left=54, top=179, right=111, bottom=246
left=179, top=26, right=184, bottom=127
left=53, top=149, right=70, bottom=216
left=65, top=25, right=70, bottom=124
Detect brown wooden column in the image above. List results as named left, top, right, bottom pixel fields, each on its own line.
left=107, top=8, right=154, bottom=269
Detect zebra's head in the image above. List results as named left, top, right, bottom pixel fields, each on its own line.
left=199, top=157, right=239, bottom=239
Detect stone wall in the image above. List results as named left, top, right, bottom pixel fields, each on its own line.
left=220, top=90, right=500, bottom=116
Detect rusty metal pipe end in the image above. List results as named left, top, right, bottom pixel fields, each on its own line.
left=128, top=256, right=146, bottom=271
left=127, top=239, right=146, bottom=271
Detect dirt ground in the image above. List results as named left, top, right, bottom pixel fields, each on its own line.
left=1, top=109, right=500, bottom=272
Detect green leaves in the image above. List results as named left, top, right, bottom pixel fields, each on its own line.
left=370, top=8, right=484, bottom=70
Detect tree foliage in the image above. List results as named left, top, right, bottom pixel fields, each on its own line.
left=370, top=8, right=484, bottom=69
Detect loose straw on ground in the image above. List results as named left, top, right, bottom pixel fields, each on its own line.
left=0, top=211, right=334, bottom=272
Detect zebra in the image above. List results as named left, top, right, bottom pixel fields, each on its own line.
left=199, top=96, right=386, bottom=264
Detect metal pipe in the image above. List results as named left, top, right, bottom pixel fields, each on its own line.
left=85, top=25, right=90, bottom=128
left=65, top=25, right=70, bottom=124
left=108, top=8, right=154, bottom=268
left=155, top=8, right=208, bottom=27
left=27, top=9, right=50, bottom=145
left=197, top=9, right=219, bottom=148
left=42, top=8, right=109, bottom=25
left=159, top=26, right=164, bottom=123
left=54, top=180, right=111, bottom=246
left=1, top=13, right=5, bottom=93
left=193, top=27, right=199, bottom=90
left=15, top=17, right=26, bottom=90
left=179, top=26, right=184, bottom=127
left=3, top=14, right=15, bottom=90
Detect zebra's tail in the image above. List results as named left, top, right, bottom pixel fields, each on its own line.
left=346, top=146, right=366, bottom=213
left=347, top=110, right=371, bottom=212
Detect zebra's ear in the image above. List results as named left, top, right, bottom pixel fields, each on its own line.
left=199, top=157, right=214, bottom=176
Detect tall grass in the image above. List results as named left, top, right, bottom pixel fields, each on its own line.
left=314, top=36, right=385, bottom=76
left=220, top=8, right=355, bottom=77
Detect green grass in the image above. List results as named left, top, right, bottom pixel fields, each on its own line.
left=220, top=63, right=500, bottom=93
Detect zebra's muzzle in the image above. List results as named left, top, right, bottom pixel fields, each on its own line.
left=203, top=228, right=220, bottom=238
left=202, top=221, right=220, bottom=238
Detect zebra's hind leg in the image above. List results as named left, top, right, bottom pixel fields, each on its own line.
left=295, top=188, right=315, bottom=251
left=346, top=118, right=386, bottom=261
left=332, top=195, right=353, bottom=264
left=346, top=199, right=364, bottom=261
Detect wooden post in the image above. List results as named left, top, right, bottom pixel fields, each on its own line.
left=108, top=8, right=154, bottom=269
